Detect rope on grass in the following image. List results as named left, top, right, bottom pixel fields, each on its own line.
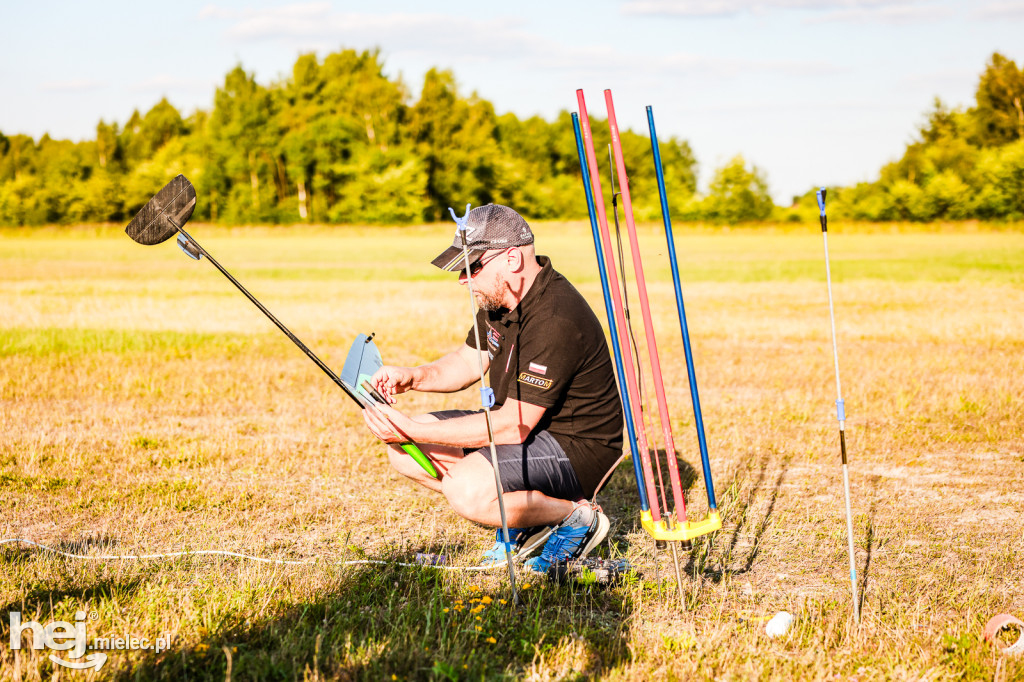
left=0, top=538, right=504, bottom=572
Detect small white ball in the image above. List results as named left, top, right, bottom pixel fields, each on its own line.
left=765, top=611, right=794, bottom=637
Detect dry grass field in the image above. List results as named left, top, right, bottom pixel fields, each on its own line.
left=1, top=221, right=1023, bottom=680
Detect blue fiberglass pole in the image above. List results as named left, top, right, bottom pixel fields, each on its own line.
left=572, top=112, right=650, bottom=513
left=646, top=106, right=717, bottom=512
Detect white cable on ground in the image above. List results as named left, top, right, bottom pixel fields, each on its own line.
left=0, top=539, right=504, bottom=572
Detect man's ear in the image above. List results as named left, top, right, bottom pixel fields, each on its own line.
left=507, top=247, right=526, bottom=273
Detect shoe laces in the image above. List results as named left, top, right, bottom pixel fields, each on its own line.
left=538, top=524, right=589, bottom=561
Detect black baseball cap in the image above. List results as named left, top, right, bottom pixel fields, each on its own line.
left=431, top=204, right=534, bottom=272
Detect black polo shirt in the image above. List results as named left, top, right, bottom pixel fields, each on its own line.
left=464, top=256, right=623, bottom=497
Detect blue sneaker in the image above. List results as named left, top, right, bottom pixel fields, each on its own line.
left=524, top=503, right=610, bottom=574
left=479, top=525, right=553, bottom=566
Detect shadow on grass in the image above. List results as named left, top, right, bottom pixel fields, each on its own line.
left=683, top=450, right=789, bottom=581
left=1, top=538, right=635, bottom=680
left=112, top=555, right=635, bottom=680
left=858, top=475, right=882, bottom=614
left=594, top=449, right=697, bottom=517
left=0, top=575, right=147, bottom=620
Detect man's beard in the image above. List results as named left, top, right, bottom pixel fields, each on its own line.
left=476, top=288, right=505, bottom=312
left=474, top=276, right=507, bottom=312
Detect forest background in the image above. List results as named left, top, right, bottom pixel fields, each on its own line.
left=1, top=49, right=1023, bottom=227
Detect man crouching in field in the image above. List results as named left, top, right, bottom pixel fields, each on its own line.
left=362, top=204, right=623, bottom=572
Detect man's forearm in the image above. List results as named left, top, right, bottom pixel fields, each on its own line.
left=410, top=362, right=463, bottom=393
left=405, top=409, right=526, bottom=449
left=409, top=351, right=478, bottom=393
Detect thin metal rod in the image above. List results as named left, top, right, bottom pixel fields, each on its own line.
left=575, top=91, right=660, bottom=521
left=646, top=106, right=717, bottom=511
left=572, top=113, right=649, bottom=513
left=604, top=90, right=687, bottom=521
left=817, top=188, right=860, bottom=624
left=175, top=226, right=362, bottom=406
left=454, top=213, right=519, bottom=605
left=669, top=541, right=684, bottom=603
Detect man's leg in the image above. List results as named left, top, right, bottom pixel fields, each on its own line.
left=442, top=450, right=609, bottom=571
left=439, top=451, right=576, bottom=527
left=385, top=412, right=467, bottom=493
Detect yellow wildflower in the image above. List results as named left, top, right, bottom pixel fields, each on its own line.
left=487, top=637, right=497, bottom=644
left=481, top=596, right=493, bottom=605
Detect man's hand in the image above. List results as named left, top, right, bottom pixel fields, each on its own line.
left=362, top=401, right=416, bottom=444
left=369, top=366, right=416, bottom=404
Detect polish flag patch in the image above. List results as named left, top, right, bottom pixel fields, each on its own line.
left=529, top=362, right=547, bottom=375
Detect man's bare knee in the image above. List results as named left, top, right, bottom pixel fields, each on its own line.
left=388, top=445, right=421, bottom=478
left=442, top=464, right=496, bottom=523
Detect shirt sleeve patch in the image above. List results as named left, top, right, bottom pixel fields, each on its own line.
left=518, top=372, right=553, bottom=390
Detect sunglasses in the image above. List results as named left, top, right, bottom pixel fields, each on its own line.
left=458, top=250, right=504, bottom=278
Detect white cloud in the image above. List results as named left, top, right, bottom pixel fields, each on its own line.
left=532, top=45, right=838, bottom=80
left=198, top=5, right=837, bottom=82
left=897, top=68, right=976, bottom=91
left=622, top=0, right=940, bottom=22
left=128, top=75, right=216, bottom=92
left=972, top=1, right=1024, bottom=19
left=39, top=79, right=105, bottom=93
left=199, top=5, right=541, bottom=61
left=197, top=3, right=243, bottom=20
left=807, top=3, right=950, bottom=23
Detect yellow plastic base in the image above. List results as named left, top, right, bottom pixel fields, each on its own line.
left=641, top=510, right=722, bottom=541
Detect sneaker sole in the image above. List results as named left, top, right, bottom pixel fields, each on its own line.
left=478, top=526, right=555, bottom=567
left=574, top=511, right=610, bottom=561
left=522, top=513, right=611, bottom=574
left=518, top=526, right=554, bottom=558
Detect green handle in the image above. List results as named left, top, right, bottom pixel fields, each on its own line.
left=401, top=442, right=438, bottom=479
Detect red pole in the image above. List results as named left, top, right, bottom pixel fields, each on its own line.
left=604, top=89, right=687, bottom=521
left=576, top=89, right=661, bottom=524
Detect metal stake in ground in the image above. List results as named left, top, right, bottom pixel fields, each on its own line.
left=448, top=204, right=520, bottom=606
left=124, top=174, right=437, bottom=479
left=817, top=187, right=861, bottom=624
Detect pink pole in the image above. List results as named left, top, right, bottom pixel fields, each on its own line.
left=604, top=89, right=687, bottom=521
left=576, top=89, right=661, bottom=524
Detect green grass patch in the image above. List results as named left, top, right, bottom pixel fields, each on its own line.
left=0, top=328, right=257, bottom=357
left=130, top=480, right=210, bottom=512
left=0, top=471, right=80, bottom=492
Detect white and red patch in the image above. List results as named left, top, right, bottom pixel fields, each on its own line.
left=528, top=362, right=547, bottom=375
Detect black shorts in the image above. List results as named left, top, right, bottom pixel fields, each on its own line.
left=432, top=410, right=585, bottom=501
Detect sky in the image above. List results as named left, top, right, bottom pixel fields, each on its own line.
left=2, top=0, right=1023, bottom=204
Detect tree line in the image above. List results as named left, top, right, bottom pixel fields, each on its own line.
left=0, top=49, right=713, bottom=227
left=795, top=52, right=1024, bottom=222
left=2, top=49, right=1020, bottom=226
